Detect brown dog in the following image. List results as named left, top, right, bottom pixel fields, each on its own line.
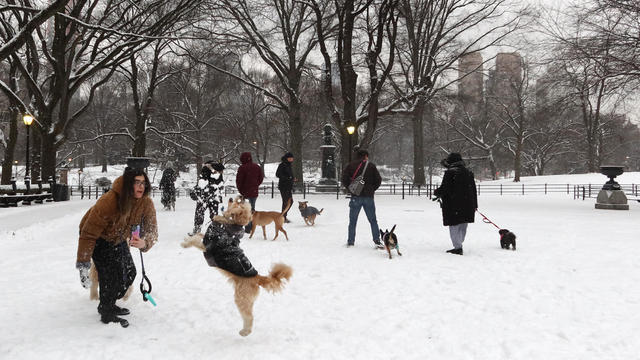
left=250, top=198, right=292, bottom=241
left=181, top=196, right=293, bottom=336
left=298, top=201, right=323, bottom=226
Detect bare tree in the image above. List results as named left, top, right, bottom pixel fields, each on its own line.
left=390, top=0, right=528, bottom=184
left=0, top=0, right=203, bottom=179
left=193, top=0, right=319, bottom=184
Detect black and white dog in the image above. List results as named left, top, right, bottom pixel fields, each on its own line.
left=380, top=225, right=402, bottom=259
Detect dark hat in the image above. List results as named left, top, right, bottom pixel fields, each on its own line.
left=211, top=162, right=225, bottom=172
left=284, top=152, right=294, bottom=158
left=356, top=149, right=369, bottom=159
left=446, top=152, right=463, bottom=163
left=126, top=157, right=150, bottom=170
left=441, top=152, right=463, bottom=168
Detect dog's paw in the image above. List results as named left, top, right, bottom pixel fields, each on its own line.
left=239, top=328, right=252, bottom=337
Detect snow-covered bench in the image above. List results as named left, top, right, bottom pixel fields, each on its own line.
left=0, top=178, right=54, bottom=207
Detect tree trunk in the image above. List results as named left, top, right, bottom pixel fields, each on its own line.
left=513, top=133, right=523, bottom=182
left=289, top=98, right=304, bottom=186
left=1, top=109, right=19, bottom=184
left=40, top=132, right=57, bottom=181
left=132, top=115, right=147, bottom=157
left=412, top=99, right=427, bottom=185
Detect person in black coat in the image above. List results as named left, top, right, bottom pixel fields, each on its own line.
left=159, top=163, right=177, bottom=210
left=189, top=161, right=225, bottom=235
left=275, top=152, right=295, bottom=222
left=433, top=152, right=478, bottom=255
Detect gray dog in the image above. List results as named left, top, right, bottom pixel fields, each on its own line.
left=298, top=201, right=323, bottom=226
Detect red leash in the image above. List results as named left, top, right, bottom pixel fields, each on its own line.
left=476, top=209, right=501, bottom=230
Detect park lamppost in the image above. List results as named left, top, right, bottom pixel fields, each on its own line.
left=346, top=122, right=356, bottom=163
left=78, top=169, right=83, bottom=188
left=22, top=114, right=34, bottom=180
left=13, top=160, right=18, bottom=179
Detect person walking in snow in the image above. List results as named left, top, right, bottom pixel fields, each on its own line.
left=159, top=162, right=177, bottom=211
left=75, top=165, right=158, bottom=327
left=189, top=161, right=225, bottom=235
left=275, top=152, right=295, bottom=222
left=235, top=152, right=264, bottom=233
left=341, top=149, right=384, bottom=248
left=433, top=152, right=478, bottom=256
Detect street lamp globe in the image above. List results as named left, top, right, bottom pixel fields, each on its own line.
left=23, top=114, right=34, bottom=126
left=346, top=124, right=356, bottom=135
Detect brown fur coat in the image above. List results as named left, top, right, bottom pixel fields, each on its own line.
left=76, top=176, right=158, bottom=263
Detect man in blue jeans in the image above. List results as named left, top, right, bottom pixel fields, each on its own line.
left=341, top=149, right=384, bottom=248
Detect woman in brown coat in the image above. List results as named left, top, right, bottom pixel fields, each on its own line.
left=75, top=167, right=158, bottom=327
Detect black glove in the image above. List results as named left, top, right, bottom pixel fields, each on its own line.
left=76, top=262, right=91, bottom=289
left=190, top=191, right=198, bottom=201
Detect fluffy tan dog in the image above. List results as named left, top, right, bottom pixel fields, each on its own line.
left=249, top=198, right=292, bottom=241
left=181, top=196, right=293, bottom=336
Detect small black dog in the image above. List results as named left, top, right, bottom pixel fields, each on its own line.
left=499, top=229, right=516, bottom=250
left=379, top=225, right=402, bottom=259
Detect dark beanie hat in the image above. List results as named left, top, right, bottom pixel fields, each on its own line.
left=284, top=152, right=294, bottom=158
left=447, top=152, right=463, bottom=163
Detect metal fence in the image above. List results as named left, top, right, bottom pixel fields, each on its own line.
left=65, top=181, right=640, bottom=200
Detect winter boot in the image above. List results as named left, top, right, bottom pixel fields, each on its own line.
left=112, top=304, right=130, bottom=316
left=446, top=248, right=463, bottom=255
left=100, top=312, right=129, bottom=327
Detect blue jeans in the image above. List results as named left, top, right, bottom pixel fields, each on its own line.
left=347, top=196, right=380, bottom=245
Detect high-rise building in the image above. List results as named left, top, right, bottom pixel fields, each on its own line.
left=458, top=52, right=484, bottom=104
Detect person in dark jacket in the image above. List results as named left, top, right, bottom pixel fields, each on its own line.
left=235, top=152, right=264, bottom=232
left=341, top=149, right=383, bottom=248
left=275, top=152, right=295, bottom=222
left=433, top=152, right=478, bottom=255
left=159, top=162, right=177, bottom=211
left=189, top=161, right=225, bottom=235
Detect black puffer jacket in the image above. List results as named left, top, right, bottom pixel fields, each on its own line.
left=434, top=161, right=478, bottom=226
left=275, top=157, right=294, bottom=191
left=202, top=221, right=258, bottom=277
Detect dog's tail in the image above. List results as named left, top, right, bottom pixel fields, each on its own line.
left=256, top=263, right=293, bottom=293
left=389, top=224, right=396, bottom=235
left=318, top=208, right=324, bottom=214
left=89, top=261, right=99, bottom=300
left=280, top=198, right=293, bottom=217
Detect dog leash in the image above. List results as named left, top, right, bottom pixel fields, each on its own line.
left=137, top=216, right=157, bottom=306
left=476, top=209, right=501, bottom=230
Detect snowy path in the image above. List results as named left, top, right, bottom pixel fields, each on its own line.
left=1, top=193, right=639, bottom=359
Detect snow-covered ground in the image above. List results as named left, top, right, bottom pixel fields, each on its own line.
left=1, top=173, right=639, bottom=359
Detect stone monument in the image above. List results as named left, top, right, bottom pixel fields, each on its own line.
left=317, top=124, right=338, bottom=192
left=595, top=165, right=629, bottom=210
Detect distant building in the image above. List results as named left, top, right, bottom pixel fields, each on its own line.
left=458, top=52, right=484, bottom=104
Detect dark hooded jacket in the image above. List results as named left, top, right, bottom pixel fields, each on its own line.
left=275, top=155, right=294, bottom=191
left=434, top=160, right=478, bottom=226
left=236, top=152, right=263, bottom=198
left=202, top=221, right=258, bottom=277
left=341, top=159, right=382, bottom=197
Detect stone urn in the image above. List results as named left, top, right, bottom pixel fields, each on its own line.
left=599, top=165, right=624, bottom=190
left=595, top=165, right=628, bottom=210
left=126, top=157, right=151, bottom=170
